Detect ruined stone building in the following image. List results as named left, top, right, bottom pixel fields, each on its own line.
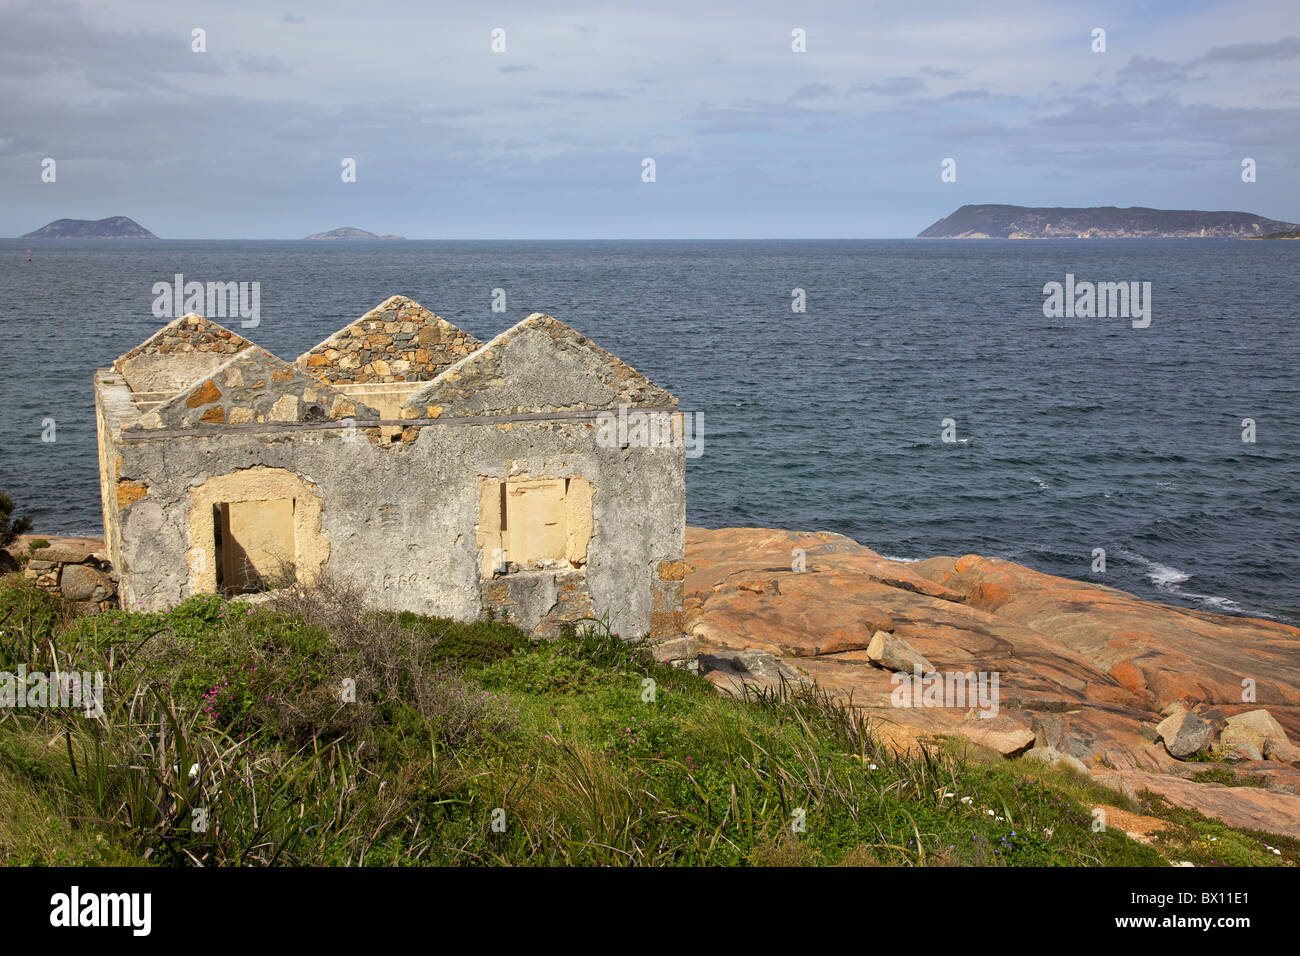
left=94, top=296, right=686, bottom=639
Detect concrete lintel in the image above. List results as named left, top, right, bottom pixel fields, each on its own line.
left=114, top=404, right=684, bottom=442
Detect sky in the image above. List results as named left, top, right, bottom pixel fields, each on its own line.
left=1, top=0, right=1297, bottom=238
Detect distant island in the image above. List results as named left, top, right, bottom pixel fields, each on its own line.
left=918, top=205, right=1300, bottom=239
left=304, top=227, right=406, bottom=240
left=1248, top=229, right=1300, bottom=240
left=22, top=216, right=157, bottom=239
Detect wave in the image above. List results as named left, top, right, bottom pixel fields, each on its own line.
left=1117, top=547, right=1252, bottom=616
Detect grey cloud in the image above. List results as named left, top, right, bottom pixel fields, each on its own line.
left=850, top=77, right=927, bottom=96
left=788, top=83, right=834, bottom=102
left=537, top=89, right=628, bottom=101
left=236, top=53, right=290, bottom=74
left=940, top=88, right=990, bottom=102
left=1193, top=36, right=1300, bottom=65
left=1118, top=55, right=1189, bottom=82
left=0, top=0, right=224, bottom=85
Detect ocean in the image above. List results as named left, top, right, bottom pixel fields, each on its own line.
left=1, top=238, right=1296, bottom=622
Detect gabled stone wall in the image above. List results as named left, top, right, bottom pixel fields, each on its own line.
left=114, top=314, right=254, bottom=394
left=296, top=295, right=481, bottom=384
left=129, top=347, right=378, bottom=430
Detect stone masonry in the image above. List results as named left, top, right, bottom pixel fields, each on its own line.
left=22, top=542, right=118, bottom=613
left=296, top=294, right=482, bottom=384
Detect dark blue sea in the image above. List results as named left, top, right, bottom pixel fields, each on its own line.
left=1, top=239, right=1296, bottom=622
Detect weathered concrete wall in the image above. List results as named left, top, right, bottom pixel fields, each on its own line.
left=405, top=313, right=678, bottom=418
left=105, top=415, right=684, bottom=638
left=296, top=295, right=481, bottom=384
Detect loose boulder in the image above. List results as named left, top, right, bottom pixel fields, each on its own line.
left=1155, top=709, right=1213, bottom=759
left=1221, top=710, right=1300, bottom=763
left=59, top=563, right=114, bottom=603
left=866, top=630, right=935, bottom=675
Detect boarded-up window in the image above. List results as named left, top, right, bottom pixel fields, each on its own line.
left=215, top=499, right=296, bottom=593
left=478, top=477, right=592, bottom=576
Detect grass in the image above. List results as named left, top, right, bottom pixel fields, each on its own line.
left=0, top=572, right=1293, bottom=867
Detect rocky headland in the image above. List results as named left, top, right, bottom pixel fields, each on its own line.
left=918, top=204, right=1300, bottom=239
left=665, top=527, right=1300, bottom=839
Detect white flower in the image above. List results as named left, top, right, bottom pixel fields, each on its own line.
left=189, top=763, right=199, bottom=779
left=987, top=809, right=995, bottom=816
left=961, top=796, right=972, bottom=805
left=868, top=763, right=878, bottom=770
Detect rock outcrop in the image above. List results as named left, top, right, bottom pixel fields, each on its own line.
left=681, top=526, right=1300, bottom=838
left=22, top=216, right=157, bottom=239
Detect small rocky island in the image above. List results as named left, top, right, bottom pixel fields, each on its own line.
left=22, top=216, right=158, bottom=239
left=304, top=227, right=406, bottom=240
left=919, top=204, right=1300, bottom=239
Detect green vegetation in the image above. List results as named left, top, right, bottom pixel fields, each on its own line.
left=0, top=573, right=1292, bottom=866
left=0, top=492, right=32, bottom=552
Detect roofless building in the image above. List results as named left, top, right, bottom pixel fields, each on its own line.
left=94, top=296, right=686, bottom=639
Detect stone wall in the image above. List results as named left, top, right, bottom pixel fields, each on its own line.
left=129, top=347, right=379, bottom=430
left=296, top=295, right=482, bottom=385
left=21, top=543, right=118, bottom=612
left=114, top=314, right=254, bottom=394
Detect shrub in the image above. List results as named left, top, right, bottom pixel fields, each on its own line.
left=0, top=492, right=32, bottom=552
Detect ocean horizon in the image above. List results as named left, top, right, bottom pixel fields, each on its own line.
left=2, top=237, right=1296, bottom=622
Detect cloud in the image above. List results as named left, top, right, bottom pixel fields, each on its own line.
left=1117, top=55, right=1189, bottom=83
left=1, top=0, right=1297, bottom=238
left=1192, top=36, right=1300, bottom=65
left=236, top=53, right=290, bottom=74
left=850, top=77, right=927, bottom=96
left=788, top=83, right=834, bottom=103
left=940, top=88, right=990, bottom=102
left=536, top=88, right=629, bottom=101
